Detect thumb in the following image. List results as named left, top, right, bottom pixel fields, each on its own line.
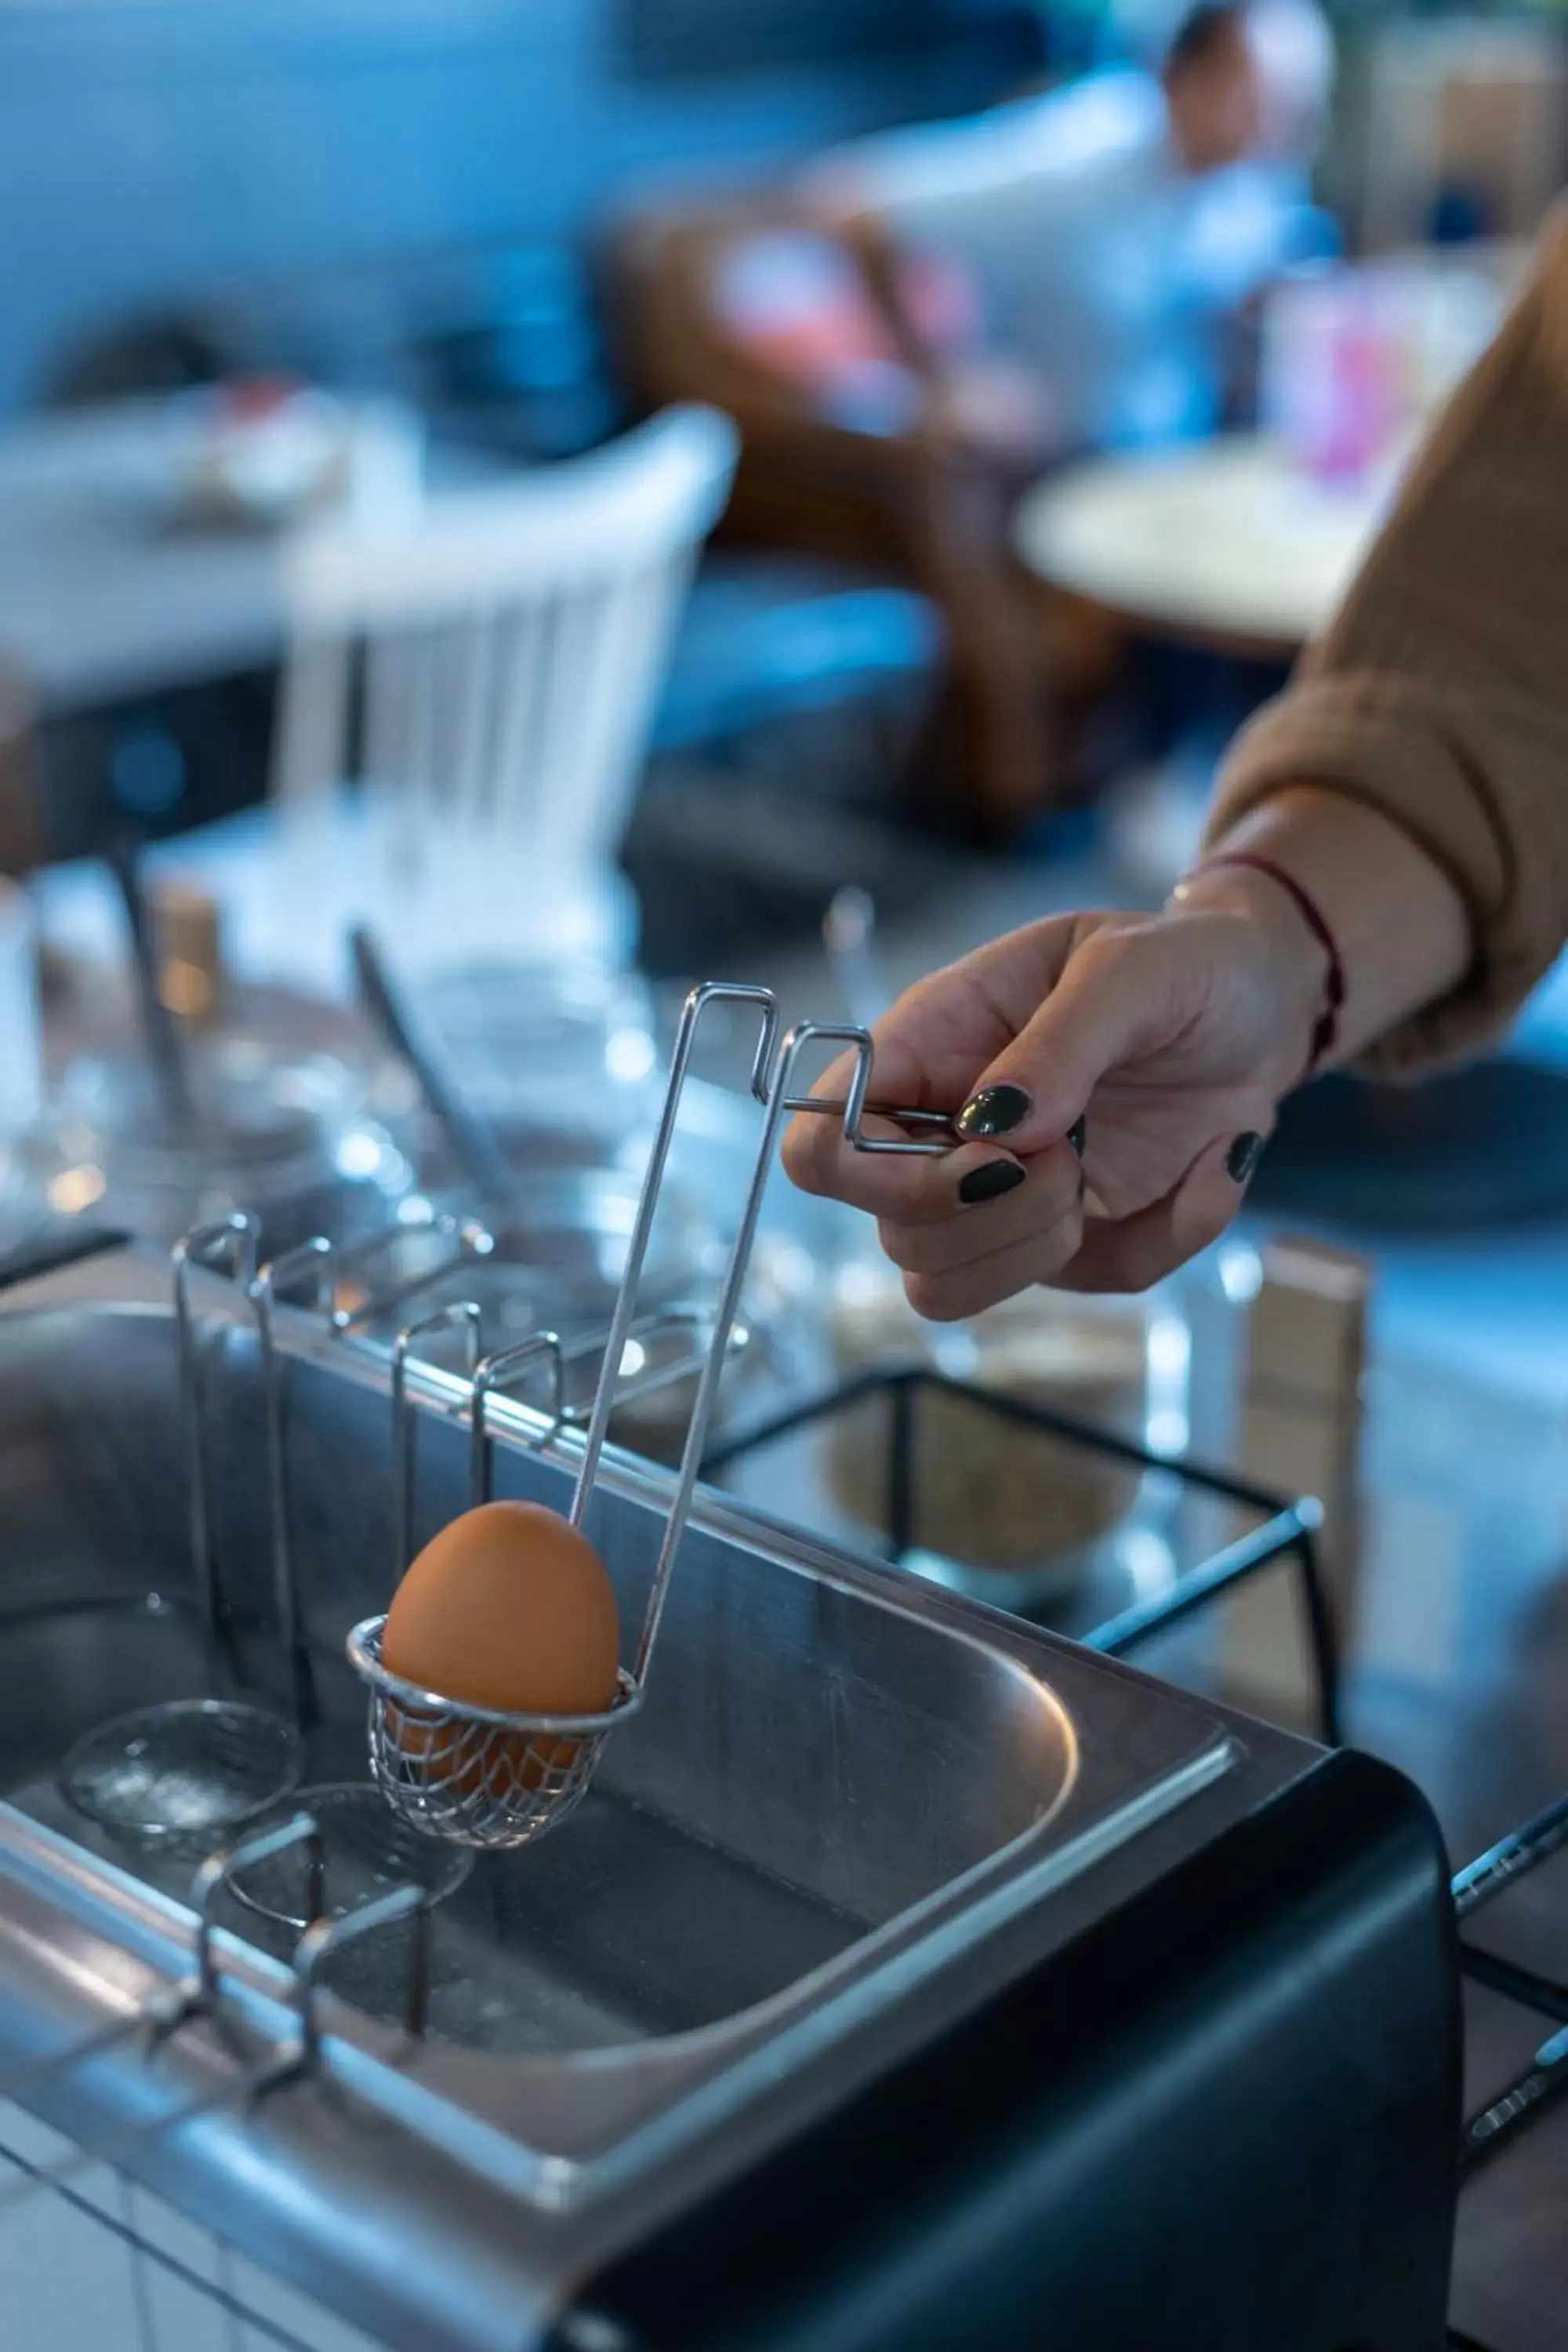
left=953, top=929, right=1159, bottom=1154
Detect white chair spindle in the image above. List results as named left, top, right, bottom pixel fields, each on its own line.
left=268, top=405, right=738, bottom=972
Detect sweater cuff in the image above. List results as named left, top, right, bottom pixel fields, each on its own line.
left=1205, top=675, right=1543, bottom=1080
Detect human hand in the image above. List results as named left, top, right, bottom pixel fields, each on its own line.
left=783, top=877, right=1329, bottom=1312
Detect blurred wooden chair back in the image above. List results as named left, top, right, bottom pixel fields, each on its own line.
left=608, top=196, right=1119, bottom=838
left=609, top=196, right=924, bottom=564
left=270, top=404, right=739, bottom=901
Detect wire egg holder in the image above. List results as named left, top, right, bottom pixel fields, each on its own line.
left=132, top=1208, right=698, bottom=1907
left=347, top=980, right=953, bottom=1853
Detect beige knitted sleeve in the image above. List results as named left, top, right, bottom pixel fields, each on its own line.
left=1206, top=210, right=1568, bottom=1076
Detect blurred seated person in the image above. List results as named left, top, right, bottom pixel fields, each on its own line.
left=612, top=0, right=1334, bottom=831
left=800, top=0, right=1338, bottom=457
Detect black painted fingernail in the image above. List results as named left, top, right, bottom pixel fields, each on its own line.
left=1226, top=1131, right=1264, bottom=1185
left=1068, top=1115, right=1087, bottom=1158
left=957, top=1159, right=1027, bottom=1206
left=956, top=1082, right=1032, bottom=1139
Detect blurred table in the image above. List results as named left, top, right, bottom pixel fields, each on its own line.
left=33, top=797, right=636, bottom=998
left=0, top=395, right=424, bottom=717
left=1014, top=436, right=1394, bottom=660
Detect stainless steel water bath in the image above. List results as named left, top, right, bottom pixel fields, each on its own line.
left=0, top=1232, right=1458, bottom=2352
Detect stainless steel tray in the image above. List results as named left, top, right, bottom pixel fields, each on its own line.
left=0, top=1243, right=1273, bottom=2349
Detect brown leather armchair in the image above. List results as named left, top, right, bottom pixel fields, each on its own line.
left=605, top=192, right=1121, bottom=839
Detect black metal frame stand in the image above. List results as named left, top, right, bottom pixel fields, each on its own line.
left=703, top=1363, right=1340, bottom=1743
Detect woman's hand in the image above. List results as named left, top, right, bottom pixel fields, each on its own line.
left=783, top=870, right=1330, bottom=1312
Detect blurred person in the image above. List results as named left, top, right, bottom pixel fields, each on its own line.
left=784, top=212, right=1568, bottom=1308
left=617, top=0, right=1335, bottom=832
left=804, top=0, right=1337, bottom=454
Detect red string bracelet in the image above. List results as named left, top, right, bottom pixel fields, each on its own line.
left=1177, top=852, right=1346, bottom=1075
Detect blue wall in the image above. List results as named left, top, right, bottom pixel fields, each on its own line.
left=0, top=0, right=1001, bottom=413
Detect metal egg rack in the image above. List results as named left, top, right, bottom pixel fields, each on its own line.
left=0, top=982, right=943, bottom=2212
left=0, top=1807, right=437, bottom=2223
left=65, top=985, right=943, bottom=1872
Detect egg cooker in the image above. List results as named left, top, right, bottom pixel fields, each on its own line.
left=0, top=986, right=1459, bottom=2350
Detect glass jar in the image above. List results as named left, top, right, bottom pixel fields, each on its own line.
left=826, top=1257, right=1160, bottom=1580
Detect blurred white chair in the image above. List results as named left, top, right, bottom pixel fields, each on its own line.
left=268, top=403, right=738, bottom=974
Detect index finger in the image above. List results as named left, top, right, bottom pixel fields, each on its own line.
left=782, top=1113, right=953, bottom=1225
left=781, top=1036, right=949, bottom=1208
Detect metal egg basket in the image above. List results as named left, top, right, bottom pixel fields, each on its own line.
left=353, top=1632, right=639, bottom=1849
left=347, top=980, right=954, bottom=1852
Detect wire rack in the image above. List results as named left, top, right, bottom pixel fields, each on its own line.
left=0, top=1806, right=437, bottom=2352
left=701, top=1363, right=1340, bottom=1744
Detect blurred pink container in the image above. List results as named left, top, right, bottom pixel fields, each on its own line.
left=1264, top=250, right=1516, bottom=488
left=1261, top=265, right=1413, bottom=485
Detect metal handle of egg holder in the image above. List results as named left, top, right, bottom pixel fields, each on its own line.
left=391, top=1305, right=733, bottom=1593
left=575, top=995, right=935, bottom=1685
left=345, top=985, right=943, bottom=1852
left=769, top=1025, right=956, bottom=1154
left=0, top=1811, right=441, bottom=2220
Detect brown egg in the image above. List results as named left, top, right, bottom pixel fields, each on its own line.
left=383, top=1501, right=621, bottom=1798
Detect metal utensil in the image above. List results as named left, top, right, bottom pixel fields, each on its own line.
left=349, top=924, right=517, bottom=1210
left=1451, top=1788, right=1568, bottom=1920
left=107, top=837, right=198, bottom=1141
left=1462, top=2021, right=1568, bottom=2176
